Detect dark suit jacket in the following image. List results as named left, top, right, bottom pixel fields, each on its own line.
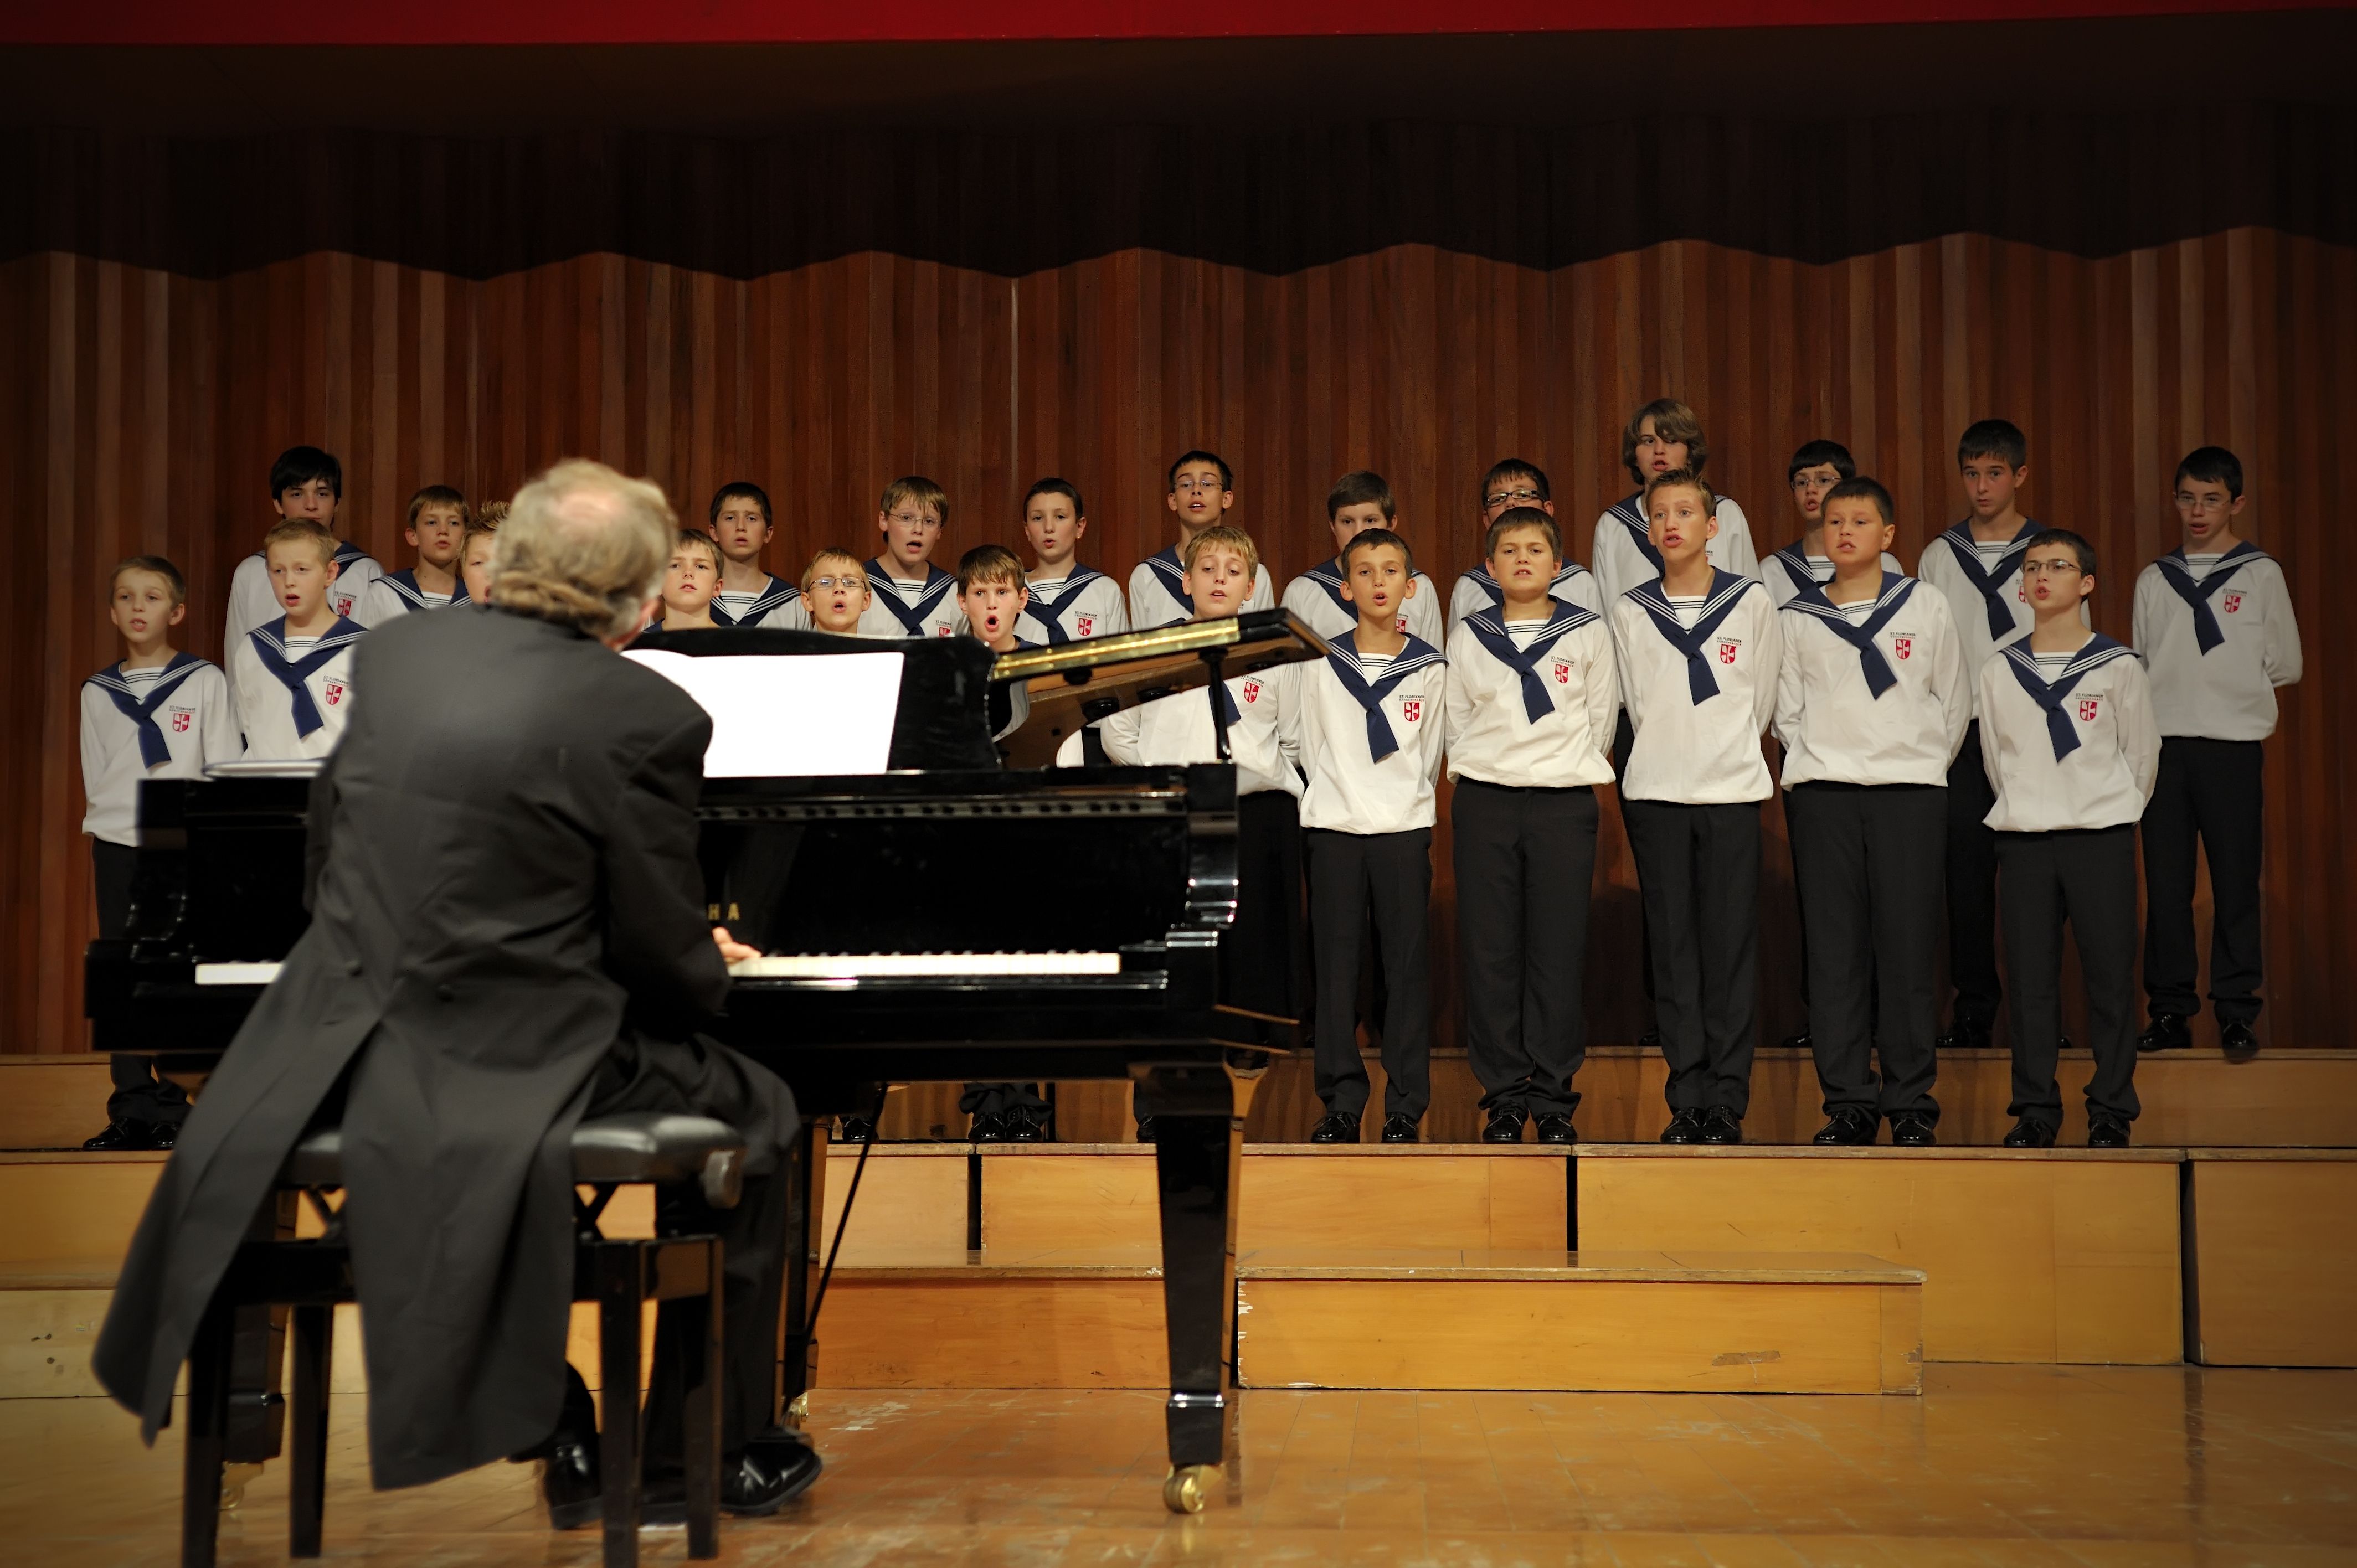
left=95, top=606, right=729, bottom=1489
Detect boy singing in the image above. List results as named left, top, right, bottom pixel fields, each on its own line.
left=802, top=549, right=874, bottom=636
left=1284, top=471, right=1444, bottom=648
left=1017, top=479, right=1127, bottom=643
left=1448, top=460, right=1601, bottom=629
left=860, top=477, right=965, bottom=639
left=1129, top=451, right=1275, bottom=627
left=228, top=520, right=367, bottom=759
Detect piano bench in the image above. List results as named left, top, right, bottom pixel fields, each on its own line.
left=177, top=1113, right=749, bottom=1568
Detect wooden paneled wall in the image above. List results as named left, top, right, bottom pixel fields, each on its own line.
left=6, top=229, right=2350, bottom=1060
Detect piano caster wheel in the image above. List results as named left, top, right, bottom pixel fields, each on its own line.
left=786, top=1392, right=811, bottom=1431
left=1162, top=1464, right=1215, bottom=1515
left=221, top=1461, right=265, bottom=1511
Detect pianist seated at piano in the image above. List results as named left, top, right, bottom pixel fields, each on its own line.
left=94, top=458, right=823, bottom=1526
left=651, top=527, right=724, bottom=632
left=1059, top=523, right=1310, bottom=1139
left=801, top=548, right=874, bottom=635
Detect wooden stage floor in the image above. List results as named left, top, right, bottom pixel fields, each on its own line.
left=5, top=1366, right=2352, bottom=1565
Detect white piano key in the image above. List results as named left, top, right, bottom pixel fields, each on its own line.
left=195, top=962, right=284, bottom=986
left=728, top=952, right=1120, bottom=978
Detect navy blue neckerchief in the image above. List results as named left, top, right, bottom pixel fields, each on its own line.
left=2001, top=635, right=2135, bottom=762
left=1770, top=544, right=1825, bottom=596
left=377, top=569, right=470, bottom=612
left=86, top=652, right=208, bottom=768
left=1023, top=568, right=1111, bottom=643
left=1463, top=601, right=1600, bottom=723
left=1937, top=519, right=2040, bottom=641
left=1627, top=570, right=1758, bottom=705
left=1780, top=573, right=1916, bottom=698
left=1608, top=492, right=1662, bottom=574
left=864, top=559, right=957, bottom=635
left=248, top=615, right=366, bottom=738
left=1325, top=630, right=1446, bottom=762
left=1460, top=561, right=1587, bottom=611
left=709, top=574, right=798, bottom=628
left=2154, top=541, right=2266, bottom=654
left=1145, top=546, right=1193, bottom=616
left=1152, top=615, right=1241, bottom=721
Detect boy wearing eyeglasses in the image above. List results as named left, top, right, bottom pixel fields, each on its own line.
left=802, top=549, right=874, bottom=635
left=1976, top=530, right=2158, bottom=1147
left=859, top=476, right=965, bottom=639
left=1129, top=450, right=1274, bottom=628
left=1449, top=459, right=1602, bottom=630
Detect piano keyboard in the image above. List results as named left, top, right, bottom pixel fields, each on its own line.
left=729, top=952, right=1121, bottom=978
left=193, top=954, right=1124, bottom=986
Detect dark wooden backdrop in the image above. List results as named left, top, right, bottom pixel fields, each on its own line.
left=6, top=223, right=2348, bottom=1060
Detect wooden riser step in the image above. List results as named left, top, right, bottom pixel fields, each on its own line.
left=2185, top=1152, right=2357, bottom=1368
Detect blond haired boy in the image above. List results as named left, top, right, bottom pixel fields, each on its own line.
left=228, top=519, right=367, bottom=759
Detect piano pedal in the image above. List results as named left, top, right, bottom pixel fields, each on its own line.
left=1162, top=1464, right=1216, bottom=1515
left=221, top=1461, right=265, bottom=1510
left=786, top=1392, right=810, bottom=1431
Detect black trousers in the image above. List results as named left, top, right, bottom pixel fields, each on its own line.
left=1452, top=780, right=1597, bottom=1117
left=94, top=840, right=191, bottom=1126
left=1997, top=826, right=2140, bottom=1127
left=960, top=1082, right=1049, bottom=1120
left=1621, top=799, right=1761, bottom=1116
left=1306, top=827, right=1433, bottom=1121
left=1612, top=710, right=1658, bottom=1025
left=586, top=1032, right=801, bottom=1462
left=1785, top=782, right=1946, bottom=1121
left=2141, top=737, right=2265, bottom=1025
left=1944, top=721, right=2003, bottom=1028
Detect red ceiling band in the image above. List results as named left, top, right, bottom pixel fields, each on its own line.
left=2, top=1, right=2335, bottom=47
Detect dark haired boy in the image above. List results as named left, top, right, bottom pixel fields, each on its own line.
left=707, top=482, right=807, bottom=629
left=1764, top=441, right=1903, bottom=609
left=1017, top=479, right=1128, bottom=643
left=1918, top=419, right=2083, bottom=1050
left=1978, top=530, right=2158, bottom=1146
left=80, top=556, right=238, bottom=1151
left=1285, top=470, right=1445, bottom=647
left=1298, top=529, right=1448, bottom=1144
left=1609, top=470, right=1780, bottom=1143
left=1129, top=450, right=1274, bottom=628
left=1773, top=479, right=1969, bottom=1146
left=225, top=445, right=382, bottom=648
left=1449, top=459, right=1602, bottom=630
left=1445, top=508, right=1617, bottom=1143
left=859, top=476, right=965, bottom=639
left=1593, top=400, right=1759, bottom=608
left=2132, top=447, right=2302, bottom=1058
left=361, top=485, right=471, bottom=622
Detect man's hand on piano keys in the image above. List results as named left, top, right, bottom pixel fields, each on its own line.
left=712, top=926, right=762, bottom=966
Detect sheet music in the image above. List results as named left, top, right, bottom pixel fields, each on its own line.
left=623, top=649, right=903, bottom=776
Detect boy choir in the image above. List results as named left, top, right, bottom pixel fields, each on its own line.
left=78, top=422, right=2304, bottom=1155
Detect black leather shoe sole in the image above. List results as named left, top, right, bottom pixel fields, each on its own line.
left=1481, top=1119, right=1525, bottom=1144
left=644, top=1446, right=825, bottom=1524
left=1533, top=1117, right=1577, bottom=1146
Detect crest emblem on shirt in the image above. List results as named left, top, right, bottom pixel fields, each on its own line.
left=1394, top=615, right=1409, bottom=633
left=1552, top=660, right=1573, bottom=685
left=1717, top=639, right=1740, bottom=665
left=2223, top=592, right=2242, bottom=615
left=2078, top=698, right=2099, bottom=722
left=1077, top=615, right=1095, bottom=637
left=1892, top=636, right=1913, bottom=661
left=324, top=680, right=347, bottom=707
left=1400, top=698, right=1423, bottom=724
left=1242, top=679, right=1263, bottom=704
left=332, top=590, right=356, bottom=617
left=936, top=625, right=953, bottom=637
left=171, top=708, right=192, bottom=733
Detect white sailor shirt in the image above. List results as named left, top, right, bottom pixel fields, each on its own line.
left=1976, top=636, right=2160, bottom=833
left=856, top=561, right=965, bottom=639
left=1773, top=575, right=1970, bottom=788
left=1443, top=603, right=1618, bottom=790
left=359, top=569, right=469, bottom=625
left=1018, top=567, right=1130, bottom=644
left=80, top=656, right=238, bottom=845
left=1447, top=561, right=1603, bottom=631
left=1760, top=544, right=1905, bottom=610
left=2131, top=544, right=2302, bottom=741
left=1917, top=519, right=2088, bottom=720
left=711, top=575, right=809, bottom=631
left=229, top=615, right=366, bottom=760
left=1282, top=558, right=1445, bottom=648
left=1609, top=572, right=1781, bottom=804
left=1126, top=547, right=1274, bottom=630
left=1097, top=659, right=1301, bottom=798
left=1293, top=632, right=1448, bottom=835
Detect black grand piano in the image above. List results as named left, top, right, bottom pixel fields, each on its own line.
left=86, top=608, right=1325, bottom=1515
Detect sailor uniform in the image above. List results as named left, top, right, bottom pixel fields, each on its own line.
left=1282, top=558, right=1445, bottom=649
left=1445, top=604, right=1616, bottom=1117
left=359, top=569, right=469, bottom=625
left=2132, top=543, right=2300, bottom=1027
left=228, top=614, right=367, bottom=760
left=1296, top=633, right=1447, bottom=1123
left=227, top=538, right=382, bottom=642
left=1761, top=544, right=1905, bottom=610
left=710, top=575, right=807, bottom=630
left=1126, top=546, right=1274, bottom=630
left=1979, top=636, right=2160, bottom=1128
left=1100, top=658, right=1300, bottom=800
left=1773, top=577, right=1970, bottom=1124
left=1591, top=491, right=1759, bottom=610
left=1918, top=517, right=2086, bottom=1033
left=1610, top=572, right=1779, bottom=1118
left=856, top=560, right=965, bottom=639
left=1017, top=567, right=1129, bottom=644
left=1448, top=561, right=1603, bottom=631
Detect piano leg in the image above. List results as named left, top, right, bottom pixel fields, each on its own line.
left=1137, top=1059, right=1250, bottom=1514
left=774, top=1120, right=828, bottom=1431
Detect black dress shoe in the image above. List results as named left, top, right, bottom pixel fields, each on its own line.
left=1699, top=1106, right=1743, bottom=1144
left=146, top=1120, right=179, bottom=1149
left=2087, top=1112, right=2132, bottom=1149
left=1003, top=1106, right=1048, bottom=1142
left=1134, top=1116, right=1159, bottom=1144
left=1638, top=1029, right=1662, bottom=1053
left=1660, top=1108, right=1706, bottom=1144
left=969, top=1112, right=1008, bottom=1142
left=1533, top=1114, right=1578, bottom=1146
left=2219, top=1019, right=2260, bottom=1061
left=541, top=1435, right=601, bottom=1530
left=1779, top=1030, right=1811, bottom=1051
left=82, top=1119, right=163, bottom=1152
left=836, top=1115, right=876, bottom=1143
left=1937, top=1017, right=1993, bottom=1051
left=2001, top=1117, right=2057, bottom=1148
left=2137, top=1013, right=2191, bottom=1053
left=1381, top=1113, right=1421, bottom=1144
left=1481, top=1107, right=1526, bottom=1144
left=1812, top=1107, right=1877, bottom=1146
left=1888, top=1112, right=1937, bottom=1147
left=1310, top=1112, right=1360, bottom=1144
left=645, top=1436, right=825, bottom=1523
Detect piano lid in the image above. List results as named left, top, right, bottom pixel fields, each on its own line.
left=990, top=608, right=1329, bottom=770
